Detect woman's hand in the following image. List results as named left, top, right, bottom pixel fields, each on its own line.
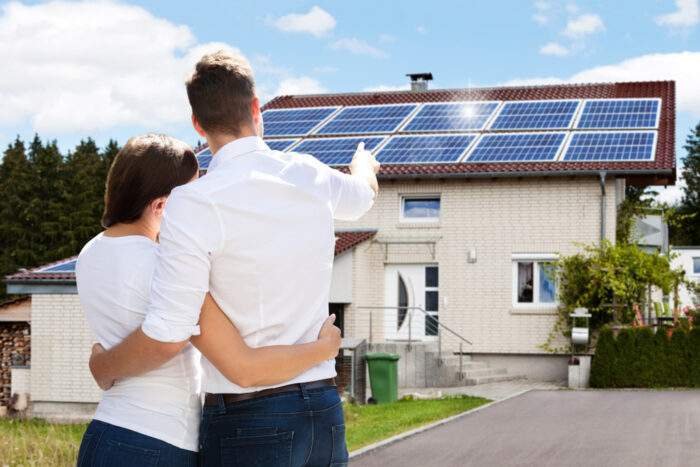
left=317, top=314, right=342, bottom=360
left=89, top=343, right=115, bottom=391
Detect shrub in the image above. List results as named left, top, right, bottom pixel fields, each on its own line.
left=590, top=327, right=693, bottom=388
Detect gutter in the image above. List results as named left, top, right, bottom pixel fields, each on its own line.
left=599, top=171, right=607, bottom=243
left=376, top=168, right=674, bottom=182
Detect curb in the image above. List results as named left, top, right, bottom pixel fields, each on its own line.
left=349, top=389, right=533, bottom=460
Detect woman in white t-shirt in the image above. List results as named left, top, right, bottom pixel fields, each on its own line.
left=76, top=134, right=341, bottom=466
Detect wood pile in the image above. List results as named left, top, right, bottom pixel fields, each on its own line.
left=0, top=323, right=31, bottom=409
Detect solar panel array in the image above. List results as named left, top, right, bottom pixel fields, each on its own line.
left=292, top=137, right=385, bottom=166
left=196, top=97, right=662, bottom=167
left=468, top=133, right=566, bottom=162
left=41, top=259, right=77, bottom=273
left=316, top=104, right=417, bottom=135
left=563, top=131, right=656, bottom=161
left=403, top=102, right=498, bottom=132
left=490, top=100, right=579, bottom=130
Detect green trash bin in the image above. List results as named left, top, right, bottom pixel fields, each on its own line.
left=365, top=352, right=400, bottom=404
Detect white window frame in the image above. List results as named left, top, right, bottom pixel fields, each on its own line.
left=400, top=194, right=441, bottom=223
left=511, top=254, right=558, bottom=309
left=691, top=257, right=700, bottom=275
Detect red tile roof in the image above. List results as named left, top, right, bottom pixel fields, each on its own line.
left=263, top=81, right=676, bottom=185
left=335, top=230, right=377, bottom=256
left=5, top=233, right=376, bottom=285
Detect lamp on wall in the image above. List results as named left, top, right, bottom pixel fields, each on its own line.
left=467, top=248, right=477, bottom=264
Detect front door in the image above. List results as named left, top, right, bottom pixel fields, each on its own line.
left=384, top=264, right=439, bottom=341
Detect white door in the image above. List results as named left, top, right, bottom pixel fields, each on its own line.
left=384, top=265, right=439, bottom=341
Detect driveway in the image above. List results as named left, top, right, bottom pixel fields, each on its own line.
left=352, top=390, right=700, bottom=467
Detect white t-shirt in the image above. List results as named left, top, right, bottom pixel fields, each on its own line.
left=76, top=233, right=201, bottom=452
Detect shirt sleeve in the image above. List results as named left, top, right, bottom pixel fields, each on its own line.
left=327, top=168, right=376, bottom=221
left=141, top=186, right=224, bottom=342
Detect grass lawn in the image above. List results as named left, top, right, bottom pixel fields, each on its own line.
left=344, top=395, right=491, bottom=451
left=0, top=396, right=489, bottom=465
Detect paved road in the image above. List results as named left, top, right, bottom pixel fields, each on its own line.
left=352, top=390, right=700, bottom=467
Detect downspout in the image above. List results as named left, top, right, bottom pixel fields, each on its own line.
left=599, top=171, right=607, bottom=244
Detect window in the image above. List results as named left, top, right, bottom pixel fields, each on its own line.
left=425, top=266, right=439, bottom=336
left=513, top=255, right=558, bottom=307
left=401, top=196, right=440, bottom=222
left=693, top=257, right=700, bottom=275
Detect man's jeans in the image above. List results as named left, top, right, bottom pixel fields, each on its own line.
left=199, top=383, right=348, bottom=467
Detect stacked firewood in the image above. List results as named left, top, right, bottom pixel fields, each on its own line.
left=0, top=323, right=31, bottom=409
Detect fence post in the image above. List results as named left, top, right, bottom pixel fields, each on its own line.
left=459, top=343, right=463, bottom=380
left=407, top=309, right=412, bottom=351
left=369, top=309, right=373, bottom=347
left=438, top=324, right=442, bottom=366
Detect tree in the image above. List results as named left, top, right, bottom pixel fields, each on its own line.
left=672, top=123, right=700, bottom=245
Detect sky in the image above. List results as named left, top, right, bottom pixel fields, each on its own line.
left=1, top=0, right=699, bottom=202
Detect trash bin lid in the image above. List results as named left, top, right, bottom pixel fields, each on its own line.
left=365, top=352, right=400, bottom=361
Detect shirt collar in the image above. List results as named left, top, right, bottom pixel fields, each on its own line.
left=208, top=136, right=269, bottom=173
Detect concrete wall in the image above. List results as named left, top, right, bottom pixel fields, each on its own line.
left=338, top=176, right=618, bottom=356
left=30, top=294, right=100, bottom=419
left=470, top=354, right=569, bottom=383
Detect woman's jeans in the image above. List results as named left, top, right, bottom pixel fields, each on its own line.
left=199, top=383, right=348, bottom=467
left=77, top=419, right=197, bottom=467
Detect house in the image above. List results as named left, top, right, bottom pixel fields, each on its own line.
left=5, top=79, right=676, bottom=417
left=671, top=247, right=700, bottom=309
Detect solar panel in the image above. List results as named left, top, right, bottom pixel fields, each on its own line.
left=576, top=99, right=660, bottom=129
left=315, top=104, right=417, bottom=135
left=562, top=131, right=656, bottom=161
left=490, top=100, right=579, bottom=130
left=375, top=134, right=476, bottom=164
left=292, top=137, right=386, bottom=166
left=466, top=133, right=566, bottom=162
left=265, top=139, right=298, bottom=151
left=41, top=259, right=77, bottom=272
left=402, top=102, right=499, bottom=132
left=262, top=107, right=338, bottom=136
left=196, top=148, right=212, bottom=170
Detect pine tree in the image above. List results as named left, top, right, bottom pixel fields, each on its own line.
left=58, top=138, right=106, bottom=257
left=676, top=123, right=700, bottom=244
left=0, top=138, right=34, bottom=298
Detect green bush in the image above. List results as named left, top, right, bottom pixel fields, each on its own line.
left=590, top=327, right=695, bottom=388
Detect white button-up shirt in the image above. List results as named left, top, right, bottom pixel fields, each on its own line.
left=141, top=136, right=375, bottom=394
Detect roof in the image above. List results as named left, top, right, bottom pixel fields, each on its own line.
left=335, top=230, right=377, bottom=256
left=5, top=256, right=78, bottom=285
left=5, top=232, right=376, bottom=285
left=262, top=81, right=676, bottom=184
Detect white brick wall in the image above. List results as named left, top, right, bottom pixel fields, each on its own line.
left=339, top=176, right=618, bottom=354
left=30, top=294, right=101, bottom=403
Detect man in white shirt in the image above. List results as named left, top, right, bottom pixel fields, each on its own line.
left=89, top=51, right=379, bottom=466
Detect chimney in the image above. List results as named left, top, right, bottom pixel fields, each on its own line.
left=406, top=73, right=433, bottom=92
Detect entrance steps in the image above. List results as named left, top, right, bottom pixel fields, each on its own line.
left=368, top=343, right=524, bottom=388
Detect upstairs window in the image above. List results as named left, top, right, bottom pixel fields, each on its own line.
left=401, top=196, right=440, bottom=222
left=693, top=257, right=700, bottom=275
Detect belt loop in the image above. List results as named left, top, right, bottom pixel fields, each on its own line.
left=299, top=383, right=310, bottom=403
left=217, top=393, right=226, bottom=412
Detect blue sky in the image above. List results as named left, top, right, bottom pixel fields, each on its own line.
left=1, top=0, right=698, bottom=199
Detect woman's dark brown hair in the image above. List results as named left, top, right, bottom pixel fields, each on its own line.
left=102, top=134, right=199, bottom=228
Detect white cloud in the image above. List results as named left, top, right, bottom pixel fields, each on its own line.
left=532, top=1, right=552, bottom=25
left=0, top=0, right=238, bottom=134
left=270, top=6, right=336, bottom=37
left=416, top=25, right=428, bottom=35
left=539, top=42, right=570, bottom=57
left=362, top=84, right=410, bottom=92
left=501, top=52, right=700, bottom=118
left=655, top=0, right=700, bottom=28
left=330, top=38, right=387, bottom=58
left=275, top=76, right=327, bottom=96
left=563, top=13, right=605, bottom=38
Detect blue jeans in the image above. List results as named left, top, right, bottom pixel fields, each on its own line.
left=199, top=384, right=348, bottom=467
left=76, top=419, right=197, bottom=467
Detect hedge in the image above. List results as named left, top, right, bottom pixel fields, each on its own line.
left=590, top=327, right=700, bottom=388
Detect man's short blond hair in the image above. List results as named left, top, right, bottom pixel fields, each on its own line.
left=186, top=50, right=256, bottom=135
